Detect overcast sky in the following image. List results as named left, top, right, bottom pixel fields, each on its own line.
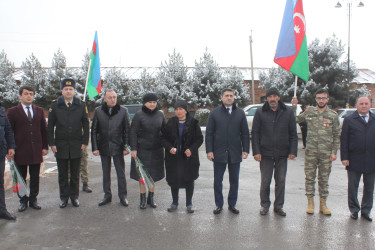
left=0, top=0, right=374, bottom=71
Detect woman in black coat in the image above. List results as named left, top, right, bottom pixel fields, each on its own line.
left=162, top=100, right=203, bottom=213
left=130, top=93, right=165, bottom=209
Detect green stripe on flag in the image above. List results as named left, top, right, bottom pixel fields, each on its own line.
left=290, top=35, right=309, bottom=82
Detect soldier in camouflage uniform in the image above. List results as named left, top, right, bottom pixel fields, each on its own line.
left=292, top=89, right=340, bottom=215
left=80, top=147, right=92, bottom=192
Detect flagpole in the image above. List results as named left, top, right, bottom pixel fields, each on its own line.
left=83, top=55, right=92, bottom=102
left=293, top=75, right=298, bottom=97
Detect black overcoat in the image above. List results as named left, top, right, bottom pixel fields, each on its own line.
left=341, top=111, right=375, bottom=173
left=91, top=103, right=130, bottom=156
left=129, top=106, right=165, bottom=182
left=162, top=114, right=203, bottom=187
left=47, top=96, right=89, bottom=159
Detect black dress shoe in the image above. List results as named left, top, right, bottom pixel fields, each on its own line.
left=29, top=201, right=42, bottom=210
left=213, top=206, right=223, bottom=214
left=98, top=197, right=112, bottom=206
left=228, top=206, right=240, bottom=214
left=361, top=213, right=372, bottom=222
left=350, top=212, right=358, bottom=220
left=0, top=211, right=16, bottom=220
left=260, top=207, right=269, bottom=215
left=71, top=199, right=80, bottom=207
left=59, top=200, right=68, bottom=208
left=274, top=208, right=286, bottom=217
left=120, top=198, right=129, bottom=207
left=82, top=183, right=92, bottom=193
left=18, top=202, right=28, bottom=212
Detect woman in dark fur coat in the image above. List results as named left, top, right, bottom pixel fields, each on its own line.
left=162, top=100, right=203, bottom=213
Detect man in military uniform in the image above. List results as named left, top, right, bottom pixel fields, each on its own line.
left=80, top=148, right=92, bottom=192
left=48, top=78, right=89, bottom=208
left=292, top=89, right=340, bottom=215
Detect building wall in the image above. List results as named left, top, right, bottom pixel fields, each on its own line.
left=245, top=80, right=266, bottom=104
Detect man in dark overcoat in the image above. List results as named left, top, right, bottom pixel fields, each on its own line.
left=7, top=86, right=48, bottom=212
left=206, top=88, right=250, bottom=215
left=341, top=96, right=375, bottom=222
left=48, top=79, right=89, bottom=208
left=91, top=89, right=130, bottom=207
left=0, top=103, right=16, bottom=220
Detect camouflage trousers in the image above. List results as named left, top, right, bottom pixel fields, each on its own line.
left=304, top=150, right=332, bottom=199
left=68, top=148, right=89, bottom=184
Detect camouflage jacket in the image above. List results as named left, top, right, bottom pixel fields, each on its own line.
left=295, top=106, right=340, bottom=155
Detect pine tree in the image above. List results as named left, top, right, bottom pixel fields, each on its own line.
left=219, top=66, right=250, bottom=107
left=126, top=69, right=155, bottom=104
left=42, top=48, right=71, bottom=107
left=21, top=53, right=46, bottom=103
left=0, top=50, right=19, bottom=107
left=101, top=67, right=128, bottom=105
left=155, top=49, right=196, bottom=107
left=190, top=49, right=222, bottom=107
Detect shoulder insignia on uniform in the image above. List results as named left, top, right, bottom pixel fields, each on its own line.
left=49, top=107, right=53, bottom=112
left=85, top=106, right=88, bottom=114
left=52, top=100, right=56, bottom=102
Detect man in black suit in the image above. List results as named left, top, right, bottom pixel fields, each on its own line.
left=91, top=89, right=130, bottom=207
left=341, top=96, right=375, bottom=222
left=48, top=79, right=89, bottom=208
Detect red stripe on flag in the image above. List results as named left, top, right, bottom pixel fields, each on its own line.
left=92, top=41, right=97, bottom=55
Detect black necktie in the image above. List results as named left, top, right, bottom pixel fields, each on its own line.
left=227, top=108, right=230, bottom=114
left=26, top=106, right=32, bottom=121
left=67, top=102, right=71, bottom=108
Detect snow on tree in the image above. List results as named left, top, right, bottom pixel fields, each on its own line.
left=21, top=53, right=46, bottom=103
left=0, top=50, right=19, bottom=107
left=42, top=48, right=71, bottom=107
left=73, top=50, right=90, bottom=99
left=190, top=49, right=222, bottom=107
left=126, top=69, right=156, bottom=104
left=100, top=67, right=128, bottom=105
left=259, top=35, right=357, bottom=108
left=216, top=66, right=250, bottom=107
left=155, top=49, right=196, bottom=107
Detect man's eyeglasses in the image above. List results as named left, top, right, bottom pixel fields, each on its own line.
left=316, top=97, right=328, bottom=101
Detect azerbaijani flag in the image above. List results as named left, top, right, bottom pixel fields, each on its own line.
left=86, top=31, right=102, bottom=99
left=274, top=0, right=309, bottom=82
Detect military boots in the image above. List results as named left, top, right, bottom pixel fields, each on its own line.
left=319, top=198, right=331, bottom=215
left=306, top=197, right=314, bottom=214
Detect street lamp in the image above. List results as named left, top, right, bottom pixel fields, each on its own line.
left=335, top=0, right=364, bottom=108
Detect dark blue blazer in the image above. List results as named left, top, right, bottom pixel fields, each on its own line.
left=341, top=111, right=375, bottom=173
left=205, top=103, right=250, bottom=164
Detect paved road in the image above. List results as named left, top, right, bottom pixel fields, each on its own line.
left=1, top=140, right=374, bottom=249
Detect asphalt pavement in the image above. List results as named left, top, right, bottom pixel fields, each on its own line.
left=1, top=139, right=374, bottom=250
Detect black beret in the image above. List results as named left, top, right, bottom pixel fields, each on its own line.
left=61, top=78, right=76, bottom=90
left=142, top=93, right=158, bottom=104
left=266, top=87, right=280, bottom=98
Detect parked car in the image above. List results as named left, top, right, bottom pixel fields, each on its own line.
left=243, top=103, right=302, bottom=134
left=337, top=108, right=356, bottom=128
left=122, top=104, right=143, bottom=120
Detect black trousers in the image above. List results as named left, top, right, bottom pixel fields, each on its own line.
left=171, top=182, right=194, bottom=206
left=56, top=158, right=81, bottom=201
left=18, top=164, right=41, bottom=203
left=100, top=154, right=127, bottom=200
left=347, top=170, right=375, bottom=215
left=0, top=160, right=7, bottom=213
left=260, top=157, right=288, bottom=210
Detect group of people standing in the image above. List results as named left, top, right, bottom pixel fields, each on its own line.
left=0, top=80, right=374, bottom=223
